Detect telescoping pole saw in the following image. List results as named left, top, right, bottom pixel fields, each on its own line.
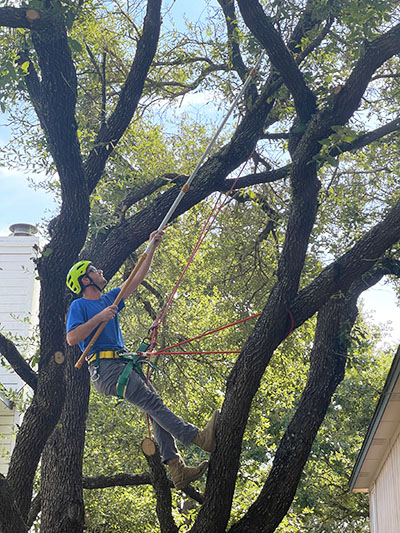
left=75, top=53, right=264, bottom=370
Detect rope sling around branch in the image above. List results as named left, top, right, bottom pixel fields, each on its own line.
left=75, top=52, right=265, bottom=370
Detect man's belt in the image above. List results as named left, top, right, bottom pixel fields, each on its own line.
left=87, top=350, right=120, bottom=365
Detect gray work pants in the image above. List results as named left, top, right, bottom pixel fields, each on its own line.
left=89, top=359, right=198, bottom=462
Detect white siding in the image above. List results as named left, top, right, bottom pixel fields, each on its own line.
left=0, top=404, right=22, bottom=475
left=0, top=232, right=39, bottom=474
left=373, top=427, right=400, bottom=532
left=370, top=484, right=377, bottom=533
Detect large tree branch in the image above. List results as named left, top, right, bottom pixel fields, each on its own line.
left=229, top=268, right=386, bottom=533
left=222, top=165, right=290, bottom=189
left=39, top=346, right=90, bottom=531
left=292, top=200, right=400, bottom=329
left=6, top=9, right=91, bottom=523
left=15, top=52, right=44, bottom=128
left=143, top=443, right=179, bottom=533
left=332, top=22, right=400, bottom=124
left=216, top=0, right=250, bottom=82
left=83, top=472, right=204, bottom=503
left=27, top=472, right=204, bottom=526
left=289, top=0, right=334, bottom=59
left=237, top=0, right=317, bottom=123
left=118, top=173, right=184, bottom=215
left=148, top=63, right=230, bottom=97
left=84, top=0, right=162, bottom=193
left=0, top=333, right=38, bottom=391
left=330, top=116, right=400, bottom=157
left=230, top=116, right=400, bottom=189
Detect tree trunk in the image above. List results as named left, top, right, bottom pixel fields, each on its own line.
left=40, top=347, right=90, bottom=533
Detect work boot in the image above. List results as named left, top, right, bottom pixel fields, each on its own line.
left=192, top=409, right=220, bottom=453
left=167, top=456, right=208, bottom=490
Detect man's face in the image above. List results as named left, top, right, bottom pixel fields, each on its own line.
left=85, top=266, right=107, bottom=289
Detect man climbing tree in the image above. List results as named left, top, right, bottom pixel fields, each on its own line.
left=65, top=230, right=219, bottom=490
left=0, top=0, right=400, bottom=532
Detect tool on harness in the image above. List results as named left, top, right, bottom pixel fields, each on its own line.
left=88, top=350, right=120, bottom=382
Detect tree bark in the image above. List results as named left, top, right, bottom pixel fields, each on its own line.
left=143, top=441, right=179, bottom=533
left=0, top=475, right=27, bottom=533
left=40, top=347, right=90, bottom=533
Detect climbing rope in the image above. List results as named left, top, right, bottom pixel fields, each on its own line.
left=146, top=308, right=294, bottom=357
left=146, top=146, right=258, bottom=355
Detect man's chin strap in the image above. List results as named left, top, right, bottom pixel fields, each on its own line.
left=86, top=274, right=108, bottom=293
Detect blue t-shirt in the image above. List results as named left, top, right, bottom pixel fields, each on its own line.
left=66, top=287, right=125, bottom=355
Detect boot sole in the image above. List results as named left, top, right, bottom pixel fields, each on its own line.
left=174, top=461, right=209, bottom=490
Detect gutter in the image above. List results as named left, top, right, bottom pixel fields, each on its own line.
left=349, top=345, right=400, bottom=491
left=0, top=389, right=15, bottom=410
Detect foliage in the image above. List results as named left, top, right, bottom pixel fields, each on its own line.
left=1, top=0, right=400, bottom=531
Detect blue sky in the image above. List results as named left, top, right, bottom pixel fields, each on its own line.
left=0, top=111, right=56, bottom=235
left=0, top=1, right=212, bottom=238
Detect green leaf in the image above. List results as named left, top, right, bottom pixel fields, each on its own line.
left=68, top=37, right=82, bottom=53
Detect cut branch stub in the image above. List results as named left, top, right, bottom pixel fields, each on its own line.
left=141, top=437, right=156, bottom=456
left=25, top=9, right=40, bottom=23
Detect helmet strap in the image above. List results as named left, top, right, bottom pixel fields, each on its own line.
left=84, top=274, right=107, bottom=293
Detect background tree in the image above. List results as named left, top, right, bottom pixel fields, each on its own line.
left=1, top=0, right=400, bottom=531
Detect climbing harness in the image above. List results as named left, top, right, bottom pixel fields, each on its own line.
left=88, top=347, right=159, bottom=399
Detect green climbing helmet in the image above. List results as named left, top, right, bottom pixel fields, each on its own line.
left=66, top=260, right=92, bottom=294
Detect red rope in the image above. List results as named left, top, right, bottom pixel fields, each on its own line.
left=285, top=310, right=295, bottom=339
left=153, top=309, right=294, bottom=355
left=143, top=148, right=257, bottom=439
left=141, top=145, right=273, bottom=437
left=154, top=146, right=257, bottom=329
left=151, top=350, right=241, bottom=355
left=156, top=312, right=262, bottom=353
left=143, top=309, right=294, bottom=436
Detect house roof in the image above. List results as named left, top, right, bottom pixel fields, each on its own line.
left=349, top=345, right=400, bottom=492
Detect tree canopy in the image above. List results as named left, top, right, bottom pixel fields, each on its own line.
left=1, top=0, right=400, bottom=531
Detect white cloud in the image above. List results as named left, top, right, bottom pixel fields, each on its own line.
left=362, top=281, right=400, bottom=345
left=0, top=167, right=57, bottom=236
